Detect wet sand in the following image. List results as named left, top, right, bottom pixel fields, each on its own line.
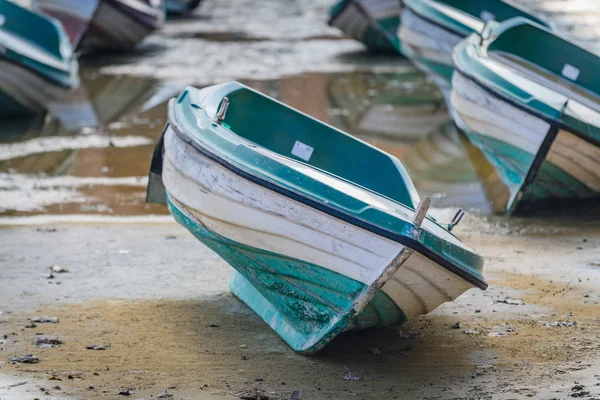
left=1, top=217, right=599, bottom=399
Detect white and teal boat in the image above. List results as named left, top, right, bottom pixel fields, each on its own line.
left=147, top=83, right=487, bottom=354
left=451, top=18, right=600, bottom=213
left=399, top=0, right=547, bottom=96
left=328, top=0, right=403, bottom=55
left=0, top=0, right=78, bottom=117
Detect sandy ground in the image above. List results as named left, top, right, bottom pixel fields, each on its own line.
left=1, top=216, right=599, bottom=400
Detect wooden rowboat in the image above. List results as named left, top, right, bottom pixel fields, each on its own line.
left=0, top=0, right=78, bottom=117
left=328, top=0, right=403, bottom=55
left=147, top=83, right=487, bottom=354
left=399, top=0, right=547, bottom=96
left=165, top=0, right=202, bottom=16
left=451, top=18, right=600, bottom=213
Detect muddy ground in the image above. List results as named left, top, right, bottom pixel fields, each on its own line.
left=1, top=216, right=599, bottom=400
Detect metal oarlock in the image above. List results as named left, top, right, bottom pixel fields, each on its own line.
left=448, top=208, right=465, bottom=232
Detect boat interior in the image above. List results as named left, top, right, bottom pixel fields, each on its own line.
left=219, top=86, right=419, bottom=209
left=487, top=21, right=600, bottom=115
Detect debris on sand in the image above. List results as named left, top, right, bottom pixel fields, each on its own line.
left=9, top=354, right=39, bottom=364
left=495, top=298, right=524, bottom=305
left=30, top=316, right=59, bottom=323
left=157, top=390, right=174, bottom=398
left=119, top=249, right=132, bottom=255
left=538, top=320, right=577, bottom=328
left=49, top=265, right=69, bottom=273
left=290, top=388, right=302, bottom=399
left=571, top=384, right=590, bottom=397
left=36, top=337, right=63, bottom=348
left=236, top=388, right=270, bottom=400
left=463, top=329, right=479, bottom=335
left=397, top=330, right=423, bottom=339
left=344, top=366, right=361, bottom=381
left=368, top=346, right=381, bottom=354
left=86, top=344, right=109, bottom=350
left=451, top=322, right=461, bottom=329
left=117, top=387, right=134, bottom=396
left=486, top=323, right=516, bottom=337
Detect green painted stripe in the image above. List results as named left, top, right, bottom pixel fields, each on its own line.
left=167, top=196, right=407, bottom=354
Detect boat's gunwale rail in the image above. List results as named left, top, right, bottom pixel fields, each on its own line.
left=452, top=21, right=600, bottom=149
left=163, top=88, right=487, bottom=289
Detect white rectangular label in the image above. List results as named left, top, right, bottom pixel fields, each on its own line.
left=291, top=140, right=314, bottom=162
left=561, top=63, right=580, bottom=81
left=480, top=10, right=495, bottom=22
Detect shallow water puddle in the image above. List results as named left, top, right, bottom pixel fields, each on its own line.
left=0, top=68, right=499, bottom=218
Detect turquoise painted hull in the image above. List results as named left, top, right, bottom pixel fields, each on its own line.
left=458, top=123, right=596, bottom=213
left=168, top=196, right=407, bottom=354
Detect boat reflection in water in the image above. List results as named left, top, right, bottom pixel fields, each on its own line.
left=328, top=67, right=447, bottom=142
left=0, top=73, right=176, bottom=218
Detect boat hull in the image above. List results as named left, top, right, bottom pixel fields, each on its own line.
left=329, top=0, right=403, bottom=54
left=36, top=0, right=99, bottom=48
left=398, top=6, right=458, bottom=97
left=79, top=0, right=164, bottom=53
left=160, top=125, right=477, bottom=354
left=165, top=0, right=201, bottom=15
left=0, top=59, right=73, bottom=117
left=451, top=72, right=600, bottom=212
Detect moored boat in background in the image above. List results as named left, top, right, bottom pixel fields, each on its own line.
left=165, top=0, right=201, bottom=16
left=451, top=18, right=600, bottom=213
left=35, top=0, right=99, bottom=48
left=147, top=82, right=487, bottom=354
left=399, top=0, right=548, bottom=97
left=328, top=0, right=403, bottom=54
left=78, top=0, right=165, bottom=54
left=0, top=0, right=79, bottom=118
